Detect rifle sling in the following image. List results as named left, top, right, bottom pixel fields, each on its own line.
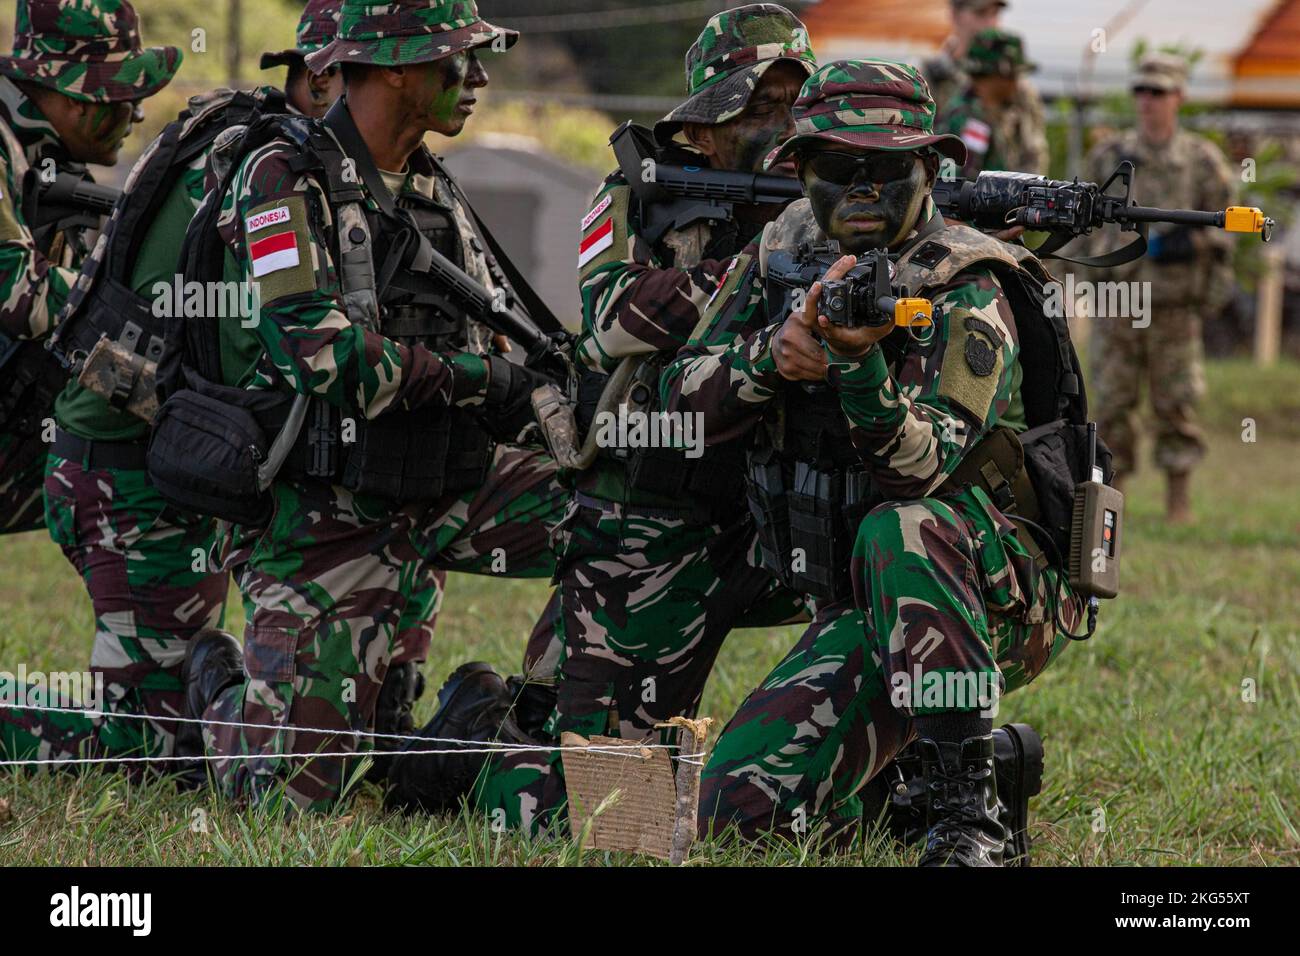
left=324, top=98, right=563, bottom=337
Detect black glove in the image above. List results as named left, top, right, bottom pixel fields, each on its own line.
left=481, top=354, right=554, bottom=441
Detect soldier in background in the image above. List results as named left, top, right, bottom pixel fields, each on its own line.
left=1084, top=53, right=1236, bottom=523
left=937, top=28, right=1043, bottom=178
left=0, top=0, right=179, bottom=534
left=260, top=0, right=345, bottom=119
left=924, top=1, right=1046, bottom=175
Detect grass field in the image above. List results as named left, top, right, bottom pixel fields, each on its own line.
left=1, top=358, right=1297, bottom=866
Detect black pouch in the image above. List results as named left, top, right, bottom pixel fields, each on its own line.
left=341, top=409, right=453, bottom=501
left=746, top=444, right=792, bottom=585
left=146, top=378, right=277, bottom=527
left=1019, top=419, right=1113, bottom=563
left=789, top=461, right=852, bottom=602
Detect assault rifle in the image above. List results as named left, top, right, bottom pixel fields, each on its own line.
left=612, top=123, right=1275, bottom=268
left=388, top=238, right=573, bottom=384
left=611, top=121, right=803, bottom=244
left=768, top=245, right=934, bottom=330
left=931, top=162, right=1276, bottom=266
left=30, top=169, right=121, bottom=232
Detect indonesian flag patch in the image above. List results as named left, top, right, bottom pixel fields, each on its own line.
left=960, top=118, right=992, bottom=155
left=250, top=230, right=300, bottom=277
left=578, top=216, right=615, bottom=269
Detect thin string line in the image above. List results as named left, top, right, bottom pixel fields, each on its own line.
left=5, top=701, right=679, bottom=753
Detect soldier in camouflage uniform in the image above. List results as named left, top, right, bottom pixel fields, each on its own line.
left=260, top=0, right=345, bottom=120
left=389, top=3, right=818, bottom=831
left=661, top=61, right=1082, bottom=864
left=937, top=29, right=1042, bottom=179
left=924, top=2, right=1046, bottom=175
left=1084, top=54, right=1235, bottom=523
left=0, top=0, right=184, bottom=763
left=179, top=0, right=570, bottom=812
left=0, top=0, right=179, bottom=534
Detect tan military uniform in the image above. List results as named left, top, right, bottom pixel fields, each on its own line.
left=1084, top=127, right=1237, bottom=476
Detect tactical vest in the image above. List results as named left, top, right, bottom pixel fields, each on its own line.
left=748, top=200, right=1097, bottom=602
left=150, top=107, right=499, bottom=523
left=575, top=156, right=759, bottom=519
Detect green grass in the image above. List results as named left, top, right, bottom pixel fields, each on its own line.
left=2, top=360, right=1298, bottom=866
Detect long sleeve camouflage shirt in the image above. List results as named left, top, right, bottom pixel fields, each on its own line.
left=575, top=164, right=780, bottom=373
left=216, top=130, right=492, bottom=419
left=660, top=203, right=1026, bottom=501
left=0, top=77, right=87, bottom=341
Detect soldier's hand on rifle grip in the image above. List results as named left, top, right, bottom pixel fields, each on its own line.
left=811, top=255, right=889, bottom=359
left=773, top=262, right=842, bottom=382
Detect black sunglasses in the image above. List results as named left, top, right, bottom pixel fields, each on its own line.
left=801, top=150, right=918, bottom=186
left=1132, top=86, right=1172, bottom=97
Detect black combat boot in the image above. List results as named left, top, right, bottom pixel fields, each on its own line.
left=994, top=723, right=1043, bottom=866
left=916, top=733, right=1007, bottom=867
left=867, top=723, right=1043, bottom=864
left=174, top=629, right=245, bottom=789
left=384, top=662, right=532, bottom=814
left=364, top=662, right=426, bottom=783
left=504, top=675, right=558, bottom=742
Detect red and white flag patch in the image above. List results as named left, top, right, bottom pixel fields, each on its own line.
left=960, top=118, right=991, bottom=155
left=578, top=216, right=614, bottom=269
left=250, top=230, right=300, bottom=277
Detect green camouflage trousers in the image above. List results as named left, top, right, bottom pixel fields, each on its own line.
left=202, top=444, right=567, bottom=812
left=474, top=493, right=809, bottom=833
left=0, top=453, right=227, bottom=765
left=1091, top=307, right=1207, bottom=476
left=699, top=485, right=1080, bottom=841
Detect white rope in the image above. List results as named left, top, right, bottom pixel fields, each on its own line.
left=6, top=701, right=675, bottom=753
left=0, top=702, right=708, bottom=766
left=0, top=746, right=709, bottom=769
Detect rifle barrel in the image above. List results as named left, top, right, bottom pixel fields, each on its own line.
left=652, top=165, right=804, bottom=205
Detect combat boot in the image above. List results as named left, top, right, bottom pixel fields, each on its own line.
left=994, top=722, right=1044, bottom=866
left=917, top=734, right=1007, bottom=867
left=865, top=723, right=1043, bottom=864
left=174, top=629, right=245, bottom=789
left=1166, top=471, right=1192, bottom=524
left=364, top=662, right=426, bottom=783
left=504, top=675, right=558, bottom=742
left=384, top=662, right=532, bottom=814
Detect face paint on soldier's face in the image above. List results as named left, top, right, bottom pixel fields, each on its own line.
left=707, top=61, right=805, bottom=175
left=75, top=100, right=139, bottom=165
left=801, top=149, right=930, bottom=254
left=423, top=50, right=487, bottom=137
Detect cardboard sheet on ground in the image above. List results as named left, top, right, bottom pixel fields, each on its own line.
left=561, top=732, right=677, bottom=860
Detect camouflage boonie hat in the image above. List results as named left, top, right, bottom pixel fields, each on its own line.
left=1132, top=52, right=1188, bottom=93
left=0, top=0, right=181, bottom=103
left=262, top=0, right=343, bottom=70
left=305, top=0, right=517, bottom=72
left=767, top=59, right=967, bottom=168
left=963, top=28, right=1035, bottom=78
left=653, top=3, right=817, bottom=147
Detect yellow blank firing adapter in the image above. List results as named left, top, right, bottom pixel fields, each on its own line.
left=1223, top=206, right=1276, bottom=240
left=894, top=297, right=933, bottom=328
